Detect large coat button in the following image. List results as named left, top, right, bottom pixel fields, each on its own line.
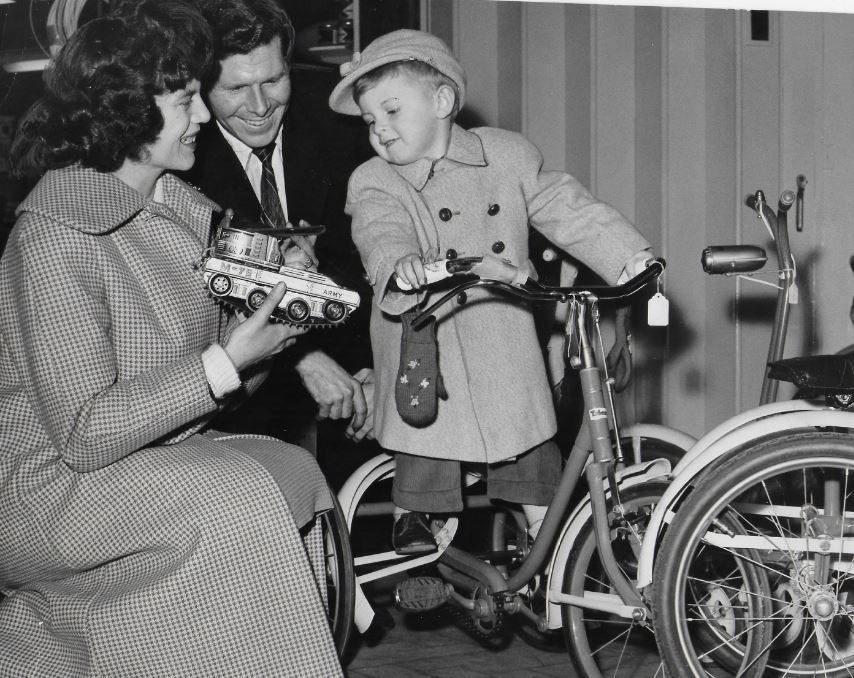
left=439, top=208, right=453, bottom=222
left=487, top=203, right=500, bottom=216
left=456, top=292, right=468, bottom=304
left=491, top=241, right=505, bottom=254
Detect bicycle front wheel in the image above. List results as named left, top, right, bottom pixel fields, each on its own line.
left=561, top=482, right=668, bottom=678
left=654, top=430, right=854, bottom=677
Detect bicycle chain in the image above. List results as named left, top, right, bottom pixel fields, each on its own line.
left=210, top=294, right=342, bottom=329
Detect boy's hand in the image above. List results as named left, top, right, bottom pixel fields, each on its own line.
left=394, top=254, right=426, bottom=290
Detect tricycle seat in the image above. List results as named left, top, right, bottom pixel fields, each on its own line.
left=768, top=355, right=854, bottom=400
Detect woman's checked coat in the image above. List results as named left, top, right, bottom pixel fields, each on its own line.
left=0, top=165, right=341, bottom=677
left=348, top=125, right=650, bottom=464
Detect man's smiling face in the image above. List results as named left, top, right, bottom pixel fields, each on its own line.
left=207, top=35, right=291, bottom=149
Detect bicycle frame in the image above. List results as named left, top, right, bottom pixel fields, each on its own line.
left=339, top=261, right=671, bottom=633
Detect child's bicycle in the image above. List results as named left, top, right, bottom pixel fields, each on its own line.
left=340, top=259, right=689, bottom=677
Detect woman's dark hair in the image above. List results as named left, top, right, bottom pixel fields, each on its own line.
left=200, top=0, right=295, bottom=89
left=10, top=0, right=212, bottom=177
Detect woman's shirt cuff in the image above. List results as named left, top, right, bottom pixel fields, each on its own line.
left=201, top=344, right=241, bottom=400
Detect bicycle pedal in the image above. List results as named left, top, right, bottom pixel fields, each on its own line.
left=394, top=576, right=450, bottom=611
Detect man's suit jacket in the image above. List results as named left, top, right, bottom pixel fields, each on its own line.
left=181, top=67, right=373, bottom=441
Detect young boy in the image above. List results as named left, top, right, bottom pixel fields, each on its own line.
left=329, top=29, right=652, bottom=554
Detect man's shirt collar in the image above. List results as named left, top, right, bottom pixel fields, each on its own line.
left=216, top=121, right=284, bottom=169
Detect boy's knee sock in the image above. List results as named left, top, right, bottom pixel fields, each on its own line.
left=521, top=504, right=548, bottom=539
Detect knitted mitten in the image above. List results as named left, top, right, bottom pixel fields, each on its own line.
left=395, top=312, right=448, bottom=427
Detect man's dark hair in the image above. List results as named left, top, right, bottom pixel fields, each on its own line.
left=200, top=0, right=295, bottom=88
left=10, top=0, right=212, bottom=176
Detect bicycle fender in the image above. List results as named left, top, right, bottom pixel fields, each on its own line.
left=337, top=452, right=394, bottom=529
left=544, top=458, right=670, bottom=630
left=635, top=405, right=854, bottom=589
left=618, top=423, right=697, bottom=464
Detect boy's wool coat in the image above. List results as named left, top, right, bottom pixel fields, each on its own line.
left=348, top=125, right=650, bottom=463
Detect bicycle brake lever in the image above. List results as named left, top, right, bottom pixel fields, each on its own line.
left=394, top=256, right=483, bottom=291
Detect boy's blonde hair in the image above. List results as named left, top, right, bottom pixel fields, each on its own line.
left=353, top=60, right=461, bottom=119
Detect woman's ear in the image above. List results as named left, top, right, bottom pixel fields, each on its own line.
left=435, top=84, right=456, bottom=119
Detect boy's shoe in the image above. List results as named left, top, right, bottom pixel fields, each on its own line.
left=392, top=512, right=438, bottom=555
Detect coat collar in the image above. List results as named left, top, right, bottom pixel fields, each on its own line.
left=18, top=164, right=220, bottom=234
left=393, top=124, right=487, bottom=191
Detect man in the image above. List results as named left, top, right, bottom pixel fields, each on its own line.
left=183, top=0, right=374, bottom=449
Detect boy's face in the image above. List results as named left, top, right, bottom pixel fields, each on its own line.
left=357, top=73, right=450, bottom=166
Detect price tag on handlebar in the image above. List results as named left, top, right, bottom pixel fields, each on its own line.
left=648, top=292, right=669, bottom=326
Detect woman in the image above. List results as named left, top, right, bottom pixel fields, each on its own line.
left=0, top=2, right=342, bottom=675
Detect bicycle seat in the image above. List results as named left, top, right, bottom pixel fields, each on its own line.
left=768, top=354, right=854, bottom=396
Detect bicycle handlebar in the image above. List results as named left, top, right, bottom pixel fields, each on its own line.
left=411, top=258, right=666, bottom=329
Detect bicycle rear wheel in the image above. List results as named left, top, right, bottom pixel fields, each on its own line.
left=654, top=430, right=854, bottom=677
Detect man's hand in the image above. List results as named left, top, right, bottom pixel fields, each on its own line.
left=346, top=368, right=375, bottom=442
left=279, top=219, right=320, bottom=270
left=295, top=350, right=369, bottom=423
left=216, top=207, right=234, bottom=231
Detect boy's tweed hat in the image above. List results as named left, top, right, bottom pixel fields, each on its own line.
left=328, top=29, right=466, bottom=116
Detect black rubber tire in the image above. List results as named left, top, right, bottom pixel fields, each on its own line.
left=320, top=491, right=356, bottom=662
left=653, top=431, right=854, bottom=677
left=561, top=482, right=668, bottom=678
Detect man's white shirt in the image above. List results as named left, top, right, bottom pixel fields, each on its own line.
left=216, top=121, right=289, bottom=222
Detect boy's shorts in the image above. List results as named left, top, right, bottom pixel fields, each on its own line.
left=392, top=439, right=561, bottom=513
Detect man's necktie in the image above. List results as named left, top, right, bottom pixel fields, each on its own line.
left=252, top=142, right=287, bottom=229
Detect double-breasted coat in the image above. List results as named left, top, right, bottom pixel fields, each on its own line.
left=347, top=125, right=650, bottom=464
left=0, top=166, right=341, bottom=676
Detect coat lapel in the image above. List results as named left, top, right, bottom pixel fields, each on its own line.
left=281, top=111, right=330, bottom=228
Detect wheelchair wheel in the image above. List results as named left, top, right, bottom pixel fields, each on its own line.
left=320, top=492, right=356, bottom=661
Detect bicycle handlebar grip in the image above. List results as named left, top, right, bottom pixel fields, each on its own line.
left=701, top=245, right=767, bottom=274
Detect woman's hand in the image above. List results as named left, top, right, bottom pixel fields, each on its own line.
left=223, top=283, right=306, bottom=372
left=394, top=254, right=426, bottom=290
